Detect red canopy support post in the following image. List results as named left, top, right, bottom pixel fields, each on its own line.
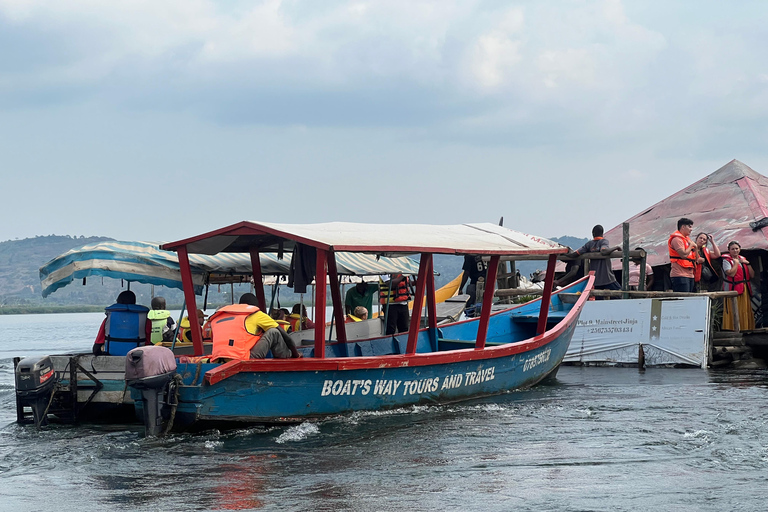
left=406, top=254, right=430, bottom=355
left=249, top=247, right=266, bottom=311
left=327, top=250, right=348, bottom=348
left=474, top=255, right=499, bottom=350
left=178, top=245, right=204, bottom=356
left=425, top=254, right=438, bottom=350
left=536, top=253, right=558, bottom=336
left=314, top=249, right=328, bottom=358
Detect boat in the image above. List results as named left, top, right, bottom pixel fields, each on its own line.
left=14, top=240, right=420, bottom=428
left=125, top=221, right=594, bottom=435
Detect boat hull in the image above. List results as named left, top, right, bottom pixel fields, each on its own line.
left=168, top=321, right=573, bottom=428
left=132, top=274, right=589, bottom=431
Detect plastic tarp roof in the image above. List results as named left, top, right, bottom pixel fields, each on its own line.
left=604, top=159, right=768, bottom=268
left=40, top=240, right=420, bottom=298
left=163, top=222, right=567, bottom=257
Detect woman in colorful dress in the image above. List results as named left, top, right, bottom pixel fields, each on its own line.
left=721, top=241, right=754, bottom=330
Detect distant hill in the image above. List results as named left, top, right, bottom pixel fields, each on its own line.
left=0, top=236, right=113, bottom=305
left=551, top=235, right=590, bottom=251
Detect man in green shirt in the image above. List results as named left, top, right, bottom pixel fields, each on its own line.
left=344, top=281, right=378, bottom=317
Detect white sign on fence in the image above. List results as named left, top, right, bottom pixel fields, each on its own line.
left=565, top=297, right=710, bottom=368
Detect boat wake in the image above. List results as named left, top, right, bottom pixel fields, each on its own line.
left=275, top=422, right=320, bottom=444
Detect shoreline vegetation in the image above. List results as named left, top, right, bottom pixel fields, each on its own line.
left=0, top=304, right=187, bottom=315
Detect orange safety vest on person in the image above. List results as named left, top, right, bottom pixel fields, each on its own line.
left=379, top=275, right=411, bottom=304
left=276, top=319, right=292, bottom=332
left=209, top=304, right=263, bottom=361
left=694, top=247, right=715, bottom=283
left=668, top=231, right=697, bottom=269
left=345, top=314, right=362, bottom=323
left=722, top=254, right=752, bottom=296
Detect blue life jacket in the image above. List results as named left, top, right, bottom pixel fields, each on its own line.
left=104, top=304, right=149, bottom=356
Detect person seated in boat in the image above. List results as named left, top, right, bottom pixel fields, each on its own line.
left=92, top=290, right=150, bottom=355
left=178, top=309, right=210, bottom=343
left=346, top=306, right=369, bottom=323
left=147, top=296, right=176, bottom=345
left=379, top=273, right=411, bottom=335
left=344, top=280, right=378, bottom=316
left=288, top=304, right=315, bottom=332
left=209, top=293, right=302, bottom=362
left=269, top=307, right=293, bottom=332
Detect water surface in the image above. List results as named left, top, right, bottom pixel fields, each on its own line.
left=1, top=313, right=767, bottom=511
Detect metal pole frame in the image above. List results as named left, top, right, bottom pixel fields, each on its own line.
left=535, top=254, right=557, bottom=336
left=406, top=254, right=431, bottom=354
left=327, top=250, right=348, bottom=352
left=178, top=246, right=204, bottom=356
left=314, top=249, right=328, bottom=358
left=475, top=255, right=500, bottom=350
left=249, top=248, right=267, bottom=311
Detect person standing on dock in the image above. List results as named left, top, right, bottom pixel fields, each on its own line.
left=668, top=218, right=700, bottom=293
left=694, top=232, right=721, bottom=292
left=566, top=225, right=621, bottom=293
left=628, top=249, right=654, bottom=291
left=721, top=241, right=755, bottom=330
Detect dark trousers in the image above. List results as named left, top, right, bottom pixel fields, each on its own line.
left=671, top=277, right=695, bottom=293
left=385, top=303, right=410, bottom=335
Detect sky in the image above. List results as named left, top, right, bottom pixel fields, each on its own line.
left=2, top=0, right=768, bottom=243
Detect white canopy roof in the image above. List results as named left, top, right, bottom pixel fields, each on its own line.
left=163, top=221, right=567, bottom=257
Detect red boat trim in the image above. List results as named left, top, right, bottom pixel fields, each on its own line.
left=203, top=274, right=595, bottom=385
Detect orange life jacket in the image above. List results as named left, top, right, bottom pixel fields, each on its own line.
left=694, top=247, right=715, bottom=283
left=722, top=254, right=752, bottom=296
left=379, top=275, right=411, bottom=304
left=209, top=304, right=263, bottom=361
left=668, top=231, right=697, bottom=269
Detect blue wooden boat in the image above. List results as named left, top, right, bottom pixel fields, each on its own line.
left=15, top=240, right=419, bottom=428
left=127, top=221, right=594, bottom=434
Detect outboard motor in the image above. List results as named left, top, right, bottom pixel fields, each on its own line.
left=15, top=356, right=57, bottom=428
left=125, top=346, right=178, bottom=437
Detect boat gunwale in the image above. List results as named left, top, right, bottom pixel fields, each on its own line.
left=202, top=274, right=594, bottom=384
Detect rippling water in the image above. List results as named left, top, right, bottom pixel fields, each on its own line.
left=1, top=313, right=768, bottom=511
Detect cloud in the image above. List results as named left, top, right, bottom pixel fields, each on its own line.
left=0, top=0, right=765, bottom=155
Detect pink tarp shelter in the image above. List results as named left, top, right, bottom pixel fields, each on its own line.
left=605, top=159, right=768, bottom=269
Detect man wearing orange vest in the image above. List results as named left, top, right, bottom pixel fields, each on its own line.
left=668, top=217, right=702, bottom=293
left=209, top=293, right=302, bottom=362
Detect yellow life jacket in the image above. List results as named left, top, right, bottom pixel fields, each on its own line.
left=147, top=309, right=172, bottom=345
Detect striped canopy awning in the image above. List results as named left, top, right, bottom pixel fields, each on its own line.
left=39, top=240, right=419, bottom=298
